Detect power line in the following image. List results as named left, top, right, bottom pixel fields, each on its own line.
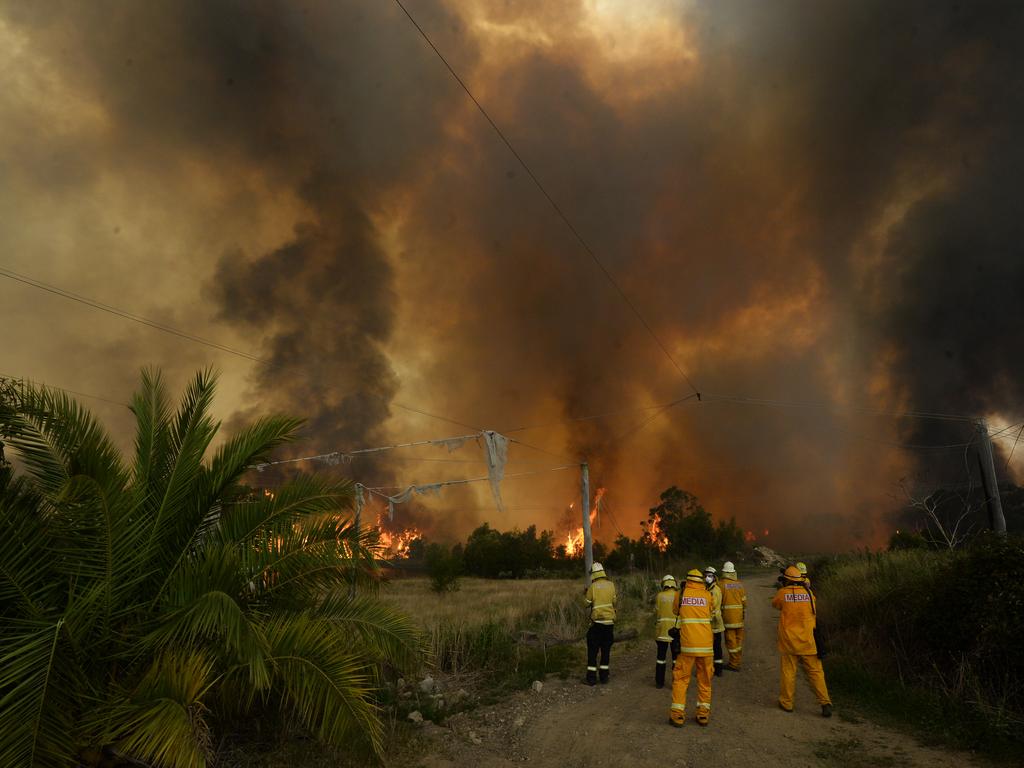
left=363, top=463, right=577, bottom=493
left=1004, top=424, right=1024, bottom=472
left=391, top=0, right=700, bottom=397
left=0, top=372, right=129, bottom=407
left=701, top=393, right=978, bottom=423
left=0, top=265, right=262, bottom=361
left=0, top=264, right=499, bottom=434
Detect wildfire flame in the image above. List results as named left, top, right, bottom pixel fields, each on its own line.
left=374, top=513, right=422, bottom=559
left=744, top=530, right=756, bottom=543
left=645, top=511, right=670, bottom=552
left=564, top=487, right=606, bottom=557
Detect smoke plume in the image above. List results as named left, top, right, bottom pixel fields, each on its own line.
left=2, top=0, right=1022, bottom=549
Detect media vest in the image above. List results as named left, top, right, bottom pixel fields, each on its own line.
left=672, top=583, right=713, bottom=656
left=771, top=583, right=818, bottom=655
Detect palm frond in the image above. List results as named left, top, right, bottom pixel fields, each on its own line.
left=0, top=469, right=56, bottom=618
left=98, top=651, right=216, bottom=768
left=0, top=620, right=79, bottom=768
left=0, top=384, right=126, bottom=499
left=145, top=370, right=218, bottom=573
left=130, top=367, right=171, bottom=497
left=315, top=594, right=425, bottom=673
left=262, top=613, right=383, bottom=758
left=216, top=474, right=351, bottom=547
left=203, top=414, right=304, bottom=501
left=144, top=587, right=270, bottom=690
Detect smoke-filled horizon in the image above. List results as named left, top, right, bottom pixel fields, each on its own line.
left=2, top=0, right=1023, bottom=551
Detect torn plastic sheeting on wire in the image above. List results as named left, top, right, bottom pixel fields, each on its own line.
left=482, top=430, right=509, bottom=513
left=248, top=432, right=481, bottom=472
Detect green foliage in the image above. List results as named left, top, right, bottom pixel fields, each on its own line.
left=0, top=369, right=423, bottom=767
left=816, top=538, right=1024, bottom=757
left=462, top=523, right=563, bottom=578
left=888, top=529, right=929, bottom=550
left=425, top=543, right=462, bottom=593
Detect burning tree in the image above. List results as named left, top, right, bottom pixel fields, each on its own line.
left=640, top=486, right=744, bottom=559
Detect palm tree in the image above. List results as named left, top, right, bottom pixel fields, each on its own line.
left=0, top=369, right=421, bottom=767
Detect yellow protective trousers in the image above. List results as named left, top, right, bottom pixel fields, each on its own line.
left=669, top=655, right=712, bottom=724
left=779, top=653, right=831, bottom=710
left=725, top=627, right=744, bottom=669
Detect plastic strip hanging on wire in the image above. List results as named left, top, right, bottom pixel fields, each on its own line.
left=482, top=430, right=509, bottom=513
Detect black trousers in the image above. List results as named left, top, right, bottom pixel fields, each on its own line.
left=655, top=640, right=677, bottom=688
left=713, top=631, right=724, bottom=673
left=586, top=623, right=614, bottom=683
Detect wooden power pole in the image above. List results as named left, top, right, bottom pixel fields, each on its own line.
left=581, top=461, right=593, bottom=584
left=975, top=420, right=1007, bottom=536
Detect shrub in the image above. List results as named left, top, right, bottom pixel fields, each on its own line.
left=425, top=543, right=462, bottom=593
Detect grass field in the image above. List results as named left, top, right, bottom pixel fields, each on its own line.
left=380, top=573, right=655, bottom=686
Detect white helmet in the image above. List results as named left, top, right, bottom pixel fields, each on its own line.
left=591, top=561, right=605, bottom=574
left=722, top=561, right=736, bottom=574
left=661, top=574, right=677, bottom=588
left=704, top=566, right=717, bottom=575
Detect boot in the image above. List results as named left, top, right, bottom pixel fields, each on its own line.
left=695, top=708, right=710, bottom=726
left=714, top=666, right=723, bottom=677
left=822, top=704, right=833, bottom=718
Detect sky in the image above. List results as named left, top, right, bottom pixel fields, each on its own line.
left=2, top=0, right=1023, bottom=551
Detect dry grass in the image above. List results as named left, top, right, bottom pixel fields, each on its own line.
left=381, top=577, right=589, bottom=674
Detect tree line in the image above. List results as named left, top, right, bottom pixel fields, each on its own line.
left=419, top=485, right=746, bottom=590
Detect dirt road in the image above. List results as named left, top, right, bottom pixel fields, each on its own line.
left=420, top=575, right=986, bottom=768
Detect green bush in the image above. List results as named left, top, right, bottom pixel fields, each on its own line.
left=425, top=543, right=462, bottom=593
left=816, top=537, right=1024, bottom=756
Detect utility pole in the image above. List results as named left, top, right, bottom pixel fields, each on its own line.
left=581, top=461, right=593, bottom=584
left=975, top=420, right=1007, bottom=537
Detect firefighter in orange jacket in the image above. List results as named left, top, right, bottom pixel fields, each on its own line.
left=772, top=565, right=832, bottom=717
left=654, top=574, right=679, bottom=688
left=720, top=561, right=747, bottom=670
left=584, top=562, right=616, bottom=685
left=668, top=569, right=714, bottom=727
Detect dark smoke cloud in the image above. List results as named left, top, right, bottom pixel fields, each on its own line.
left=2, top=0, right=1022, bottom=548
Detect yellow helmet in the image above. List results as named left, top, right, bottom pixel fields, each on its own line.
left=783, top=565, right=803, bottom=581
left=661, top=574, right=677, bottom=588
left=796, top=561, right=808, bottom=575
left=685, top=568, right=704, bottom=584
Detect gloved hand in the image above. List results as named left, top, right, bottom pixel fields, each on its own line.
left=668, top=627, right=680, bottom=640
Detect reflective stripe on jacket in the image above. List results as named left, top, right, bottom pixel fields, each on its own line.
left=721, top=576, right=746, bottom=629
left=585, top=576, right=617, bottom=625
left=672, top=584, right=713, bottom=656
left=771, top=583, right=817, bottom=655
left=708, top=582, right=724, bottom=633
left=654, top=588, right=678, bottom=641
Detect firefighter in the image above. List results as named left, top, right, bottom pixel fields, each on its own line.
left=797, top=561, right=810, bottom=586
left=704, top=566, right=725, bottom=676
left=584, top=561, right=616, bottom=685
left=654, top=574, right=679, bottom=688
left=772, top=565, right=833, bottom=717
left=720, top=561, right=747, bottom=670
left=668, top=569, right=714, bottom=727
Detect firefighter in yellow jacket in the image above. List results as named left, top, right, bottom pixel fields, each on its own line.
left=771, top=565, right=832, bottom=717
left=704, top=566, right=725, bottom=676
left=668, top=569, right=714, bottom=727
left=584, top=562, right=616, bottom=685
left=720, top=561, right=747, bottom=670
left=654, top=574, right=679, bottom=688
